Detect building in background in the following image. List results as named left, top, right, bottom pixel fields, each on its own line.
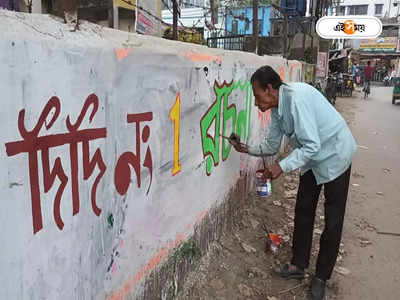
left=282, top=0, right=307, bottom=17
left=358, top=23, right=400, bottom=79
left=225, top=5, right=271, bottom=37
left=327, top=0, right=400, bottom=78
left=161, top=0, right=224, bottom=40
left=329, top=0, right=400, bottom=50
left=269, top=0, right=318, bottom=61
left=203, top=0, right=320, bottom=59
left=270, top=0, right=310, bottom=38
left=333, top=0, right=400, bottom=19
left=1, top=0, right=163, bottom=36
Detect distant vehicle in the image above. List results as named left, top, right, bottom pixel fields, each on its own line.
left=314, top=76, right=336, bottom=106
left=392, top=77, right=400, bottom=104
left=383, top=74, right=390, bottom=86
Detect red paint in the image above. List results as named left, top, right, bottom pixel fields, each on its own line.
left=186, top=52, right=222, bottom=64
left=257, top=110, right=271, bottom=130
left=114, top=112, right=153, bottom=196
left=5, top=95, right=107, bottom=234
left=114, top=48, right=131, bottom=61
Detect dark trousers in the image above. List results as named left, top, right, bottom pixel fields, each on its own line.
left=291, top=166, right=351, bottom=280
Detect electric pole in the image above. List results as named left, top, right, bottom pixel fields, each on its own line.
left=253, top=0, right=258, bottom=54
left=173, top=0, right=178, bottom=40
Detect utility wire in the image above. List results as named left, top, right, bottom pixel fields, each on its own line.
left=161, top=0, right=197, bottom=30
left=161, top=0, right=236, bottom=35
left=117, top=1, right=170, bottom=26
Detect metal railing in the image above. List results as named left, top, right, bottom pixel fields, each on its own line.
left=206, top=35, right=246, bottom=51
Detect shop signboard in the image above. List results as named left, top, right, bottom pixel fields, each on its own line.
left=136, top=10, right=154, bottom=35
left=360, top=36, right=398, bottom=52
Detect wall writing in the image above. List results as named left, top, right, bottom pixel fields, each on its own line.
left=200, top=80, right=253, bottom=176
left=5, top=94, right=153, bottom=234
left=4, top=79, right=256, bottom=234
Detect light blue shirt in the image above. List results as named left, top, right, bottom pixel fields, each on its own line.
left=248, top=82, right=357, bottom=184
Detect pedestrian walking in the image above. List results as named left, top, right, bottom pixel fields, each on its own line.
left=363, top=61, right=373, bottom=97
left=230, top=66, right=357, bottom=300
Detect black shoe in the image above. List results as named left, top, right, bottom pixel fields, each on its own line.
left=272, top=263, right=305, bottom=280
left=310, top=277, right=326, bottom=300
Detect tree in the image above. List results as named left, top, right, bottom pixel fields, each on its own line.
left=163, top=27, right=205, bottom=45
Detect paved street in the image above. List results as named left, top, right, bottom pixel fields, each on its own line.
left=336, top=86, right=400, bottom=299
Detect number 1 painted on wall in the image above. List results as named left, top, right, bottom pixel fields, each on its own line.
left=169, top=93, right=181, bottom=176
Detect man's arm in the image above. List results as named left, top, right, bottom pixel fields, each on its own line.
left=279, top=100, right=321, bottom=172
left=247, top=111, right=283, bottom=157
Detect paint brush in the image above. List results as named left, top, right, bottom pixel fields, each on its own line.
left=263, top=223, right=271, bottom=237
left=260, top=145, right=267, bottom=169
left=220, top=134, right=232, bottom=141
left=221, top=133, right=249, bottom=148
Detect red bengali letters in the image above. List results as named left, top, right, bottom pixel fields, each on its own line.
left=5, top=94, right=106, bottom=234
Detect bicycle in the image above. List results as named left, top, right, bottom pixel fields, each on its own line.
left=363, top=80, right=370, bottom=99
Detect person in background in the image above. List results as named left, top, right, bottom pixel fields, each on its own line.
left=363, top=61, right=373, bottom=95
left=390, top=66, right=396, bottom=83
left=231, top=66, right=357, bottom=300
left=352, top=63, right=361, bottom=87
left=352, top=62, right=358, bottom=77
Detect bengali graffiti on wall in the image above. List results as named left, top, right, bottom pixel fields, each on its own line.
left=5, top=94, right=154, bottom=234
left=4, top=79, right=253, bottom=235
left=1, top=12, right=307, bottom=299
left=4, top=76, right=254, bottom=237
left=200, top=80, right=253, bottom=176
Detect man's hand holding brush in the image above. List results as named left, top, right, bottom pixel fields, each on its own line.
left=227, top=133, right=249, bottom=153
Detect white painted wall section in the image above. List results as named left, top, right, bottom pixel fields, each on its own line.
left=0, top=9, right=303, bottom=300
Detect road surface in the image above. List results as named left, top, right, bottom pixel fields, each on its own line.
left=336, top=86, right=400, bottom=300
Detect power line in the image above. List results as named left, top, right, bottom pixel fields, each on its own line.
left=161, top=0, right=230, bottom=35
left=159, top=0, right=252, bottom=37
left=119, top=2, right=170, bottom=26
left=129, top=0, right=205, bottom=34
left=161, top=0, right=195, bottom=30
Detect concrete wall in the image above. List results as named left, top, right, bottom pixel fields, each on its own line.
left=0, top=9, right=303, bottom=300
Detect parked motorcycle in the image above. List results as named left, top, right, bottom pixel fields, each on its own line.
left=336, top=73, right=345, bottom=97
left=325, top=74, right=337, bottom=105
left=314, top=75, right=336, bottom=106
left=343, top=74, right=354, bottom=97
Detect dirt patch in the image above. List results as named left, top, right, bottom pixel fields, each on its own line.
left=175, top=168, right=346, bottom=300
left=172, top=96, right=367, bottom=300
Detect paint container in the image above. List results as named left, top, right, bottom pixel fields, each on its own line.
left=266, top=233, right=281, bottom=254
left=263, top=224, right=280, bottom=254
left=256, top=169, right=272, bottom=197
